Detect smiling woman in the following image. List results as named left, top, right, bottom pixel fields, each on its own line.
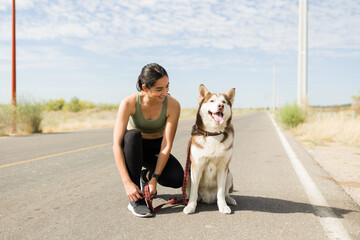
left=112, top=63, right=184, bottom=217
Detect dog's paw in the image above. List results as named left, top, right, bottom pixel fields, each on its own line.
left=226, top=196, right=237, bottom=206
left=183, top=203, right=196, bottom=214
left=218, top=204, right=232, bottom=214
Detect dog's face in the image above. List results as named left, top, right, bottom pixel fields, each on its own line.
left=197, top=84, right=235, bottom=129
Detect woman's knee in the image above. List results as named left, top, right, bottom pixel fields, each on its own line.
left=123, top=129, right=142, bottom=146
left=122, top=129, right=143, bottom=160
left=172, top=170, right=184, bottom=188
left=125, top=129, right=142, bottom=141
left=160, top=162, right=184, bottom=188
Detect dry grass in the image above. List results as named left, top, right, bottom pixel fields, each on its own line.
left=41, top=109, right=118, bottom=133
left=40, top=108, right=249, bottom=133
left=290, top=113, right=360, bottom=148
left=41, top=108, right=200, bottom=133
left=180, top=108, right=198, bottom=119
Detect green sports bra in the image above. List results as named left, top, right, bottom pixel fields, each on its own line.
left=129, top=92, right=168, bottom=133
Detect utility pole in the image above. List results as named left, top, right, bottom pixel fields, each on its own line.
left=297, top=0, right=308, bottom=107
left=272, top=61, right=276, bottom=111
left=10, top=0, right=16, bottom=135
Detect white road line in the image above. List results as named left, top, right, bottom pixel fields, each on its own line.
left=269, top=114, right=352, bottom=240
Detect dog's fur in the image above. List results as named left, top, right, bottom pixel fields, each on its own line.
left=183, top=84, right=237, bottom=214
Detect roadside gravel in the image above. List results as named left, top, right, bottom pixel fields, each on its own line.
left=298, top=141, right=360, bottom=206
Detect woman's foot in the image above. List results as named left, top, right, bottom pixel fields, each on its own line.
left=127, top=199, right=153, bottom=217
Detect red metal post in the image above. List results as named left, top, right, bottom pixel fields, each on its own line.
left=10, top=0, right=16, bottom=135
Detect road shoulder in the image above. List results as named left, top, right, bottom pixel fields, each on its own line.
left=296, top=140, right=360, bottom=206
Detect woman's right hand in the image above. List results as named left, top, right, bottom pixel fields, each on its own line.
left=124, top=181, right=144, bottom=202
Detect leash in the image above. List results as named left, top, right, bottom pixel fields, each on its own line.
left=182, top=139, right=191, bottom=206
left=144, top=139, right=191, bottom=212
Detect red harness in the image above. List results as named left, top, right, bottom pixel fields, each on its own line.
left=144, top=139, right=191, bottom=212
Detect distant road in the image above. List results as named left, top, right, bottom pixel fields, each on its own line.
left=1, top=112, right=359, bottom=239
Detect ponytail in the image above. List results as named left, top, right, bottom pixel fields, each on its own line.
left=136, top=76, right=143, bottom=91
left=136, top=63, right=168, bottom=92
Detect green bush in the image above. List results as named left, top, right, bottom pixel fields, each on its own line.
left=44, top=98, right=65, bottom=111
left=16, top=99, right=43, bottom=133
left=46, top=97, right=113, bottom=112
left=45, top=98, right=98, bottom=112
left=0, top=105, right=11, bottom=136
left=0, top=99, right=43, bottom=135
left=79, top=100, right=95, bottom=110
left=96, top=103, right=119, bottom=111
left=351, top=90, right=360, bottom=115
left=63, top=97, right=82, bottom=112
left=277, top=103, right=306, bottom=128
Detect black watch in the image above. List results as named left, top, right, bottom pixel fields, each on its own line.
left=152, top=174, right=160, bottom=181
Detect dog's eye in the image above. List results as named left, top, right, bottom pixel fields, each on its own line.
left=210, top=100, right=215, bottom=102
left=222, top=101, right=226, bottom=104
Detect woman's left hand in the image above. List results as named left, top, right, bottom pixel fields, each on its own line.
left=148, top=178, right=158, bottom=196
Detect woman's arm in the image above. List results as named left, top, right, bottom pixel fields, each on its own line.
left=113, top=94, right=144, bottom=202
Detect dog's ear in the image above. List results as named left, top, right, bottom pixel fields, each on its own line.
left=198, top=84, right=209, bottom=103
left=224, top=88, right=235, bottom=105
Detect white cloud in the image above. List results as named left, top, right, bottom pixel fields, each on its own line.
left=309, top=0, right=360, bottom=50
left=0, top=0, right=359, bottom=71
left=0, top=44, right=86, bottom=73
left=0, top=45, right=10, bottom=60
left=0, top=0, right=37, bottom=10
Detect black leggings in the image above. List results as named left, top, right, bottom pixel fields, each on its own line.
left=121, top=129, right=184, bottom=189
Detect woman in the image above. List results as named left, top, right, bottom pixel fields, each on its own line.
left=113, top=63, right=184, bottom=217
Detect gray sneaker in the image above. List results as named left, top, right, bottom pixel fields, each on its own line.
left=127, top=199, right=153, bottom=218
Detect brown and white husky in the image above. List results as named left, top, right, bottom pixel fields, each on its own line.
left=183, top=84, right=237, bottom=214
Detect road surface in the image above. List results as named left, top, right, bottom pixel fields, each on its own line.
left=1, top=112, right=359, bottom=239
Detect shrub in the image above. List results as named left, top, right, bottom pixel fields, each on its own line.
left=0, top=98, right=43, bottom=135
left=277, top=103, right=306, bottom=128
left=0, top=105, right=11, bottom=136
left=44, top=98, right=65, bottom=111
left=16, top=99, right=43, bottom=133
left=79, top=100, right=95, bottom=110
left=96, top=103, right=119, bottom=111
left=63, top=97, right=82, bottom=112
left=351, top=91, right=360, bottom=115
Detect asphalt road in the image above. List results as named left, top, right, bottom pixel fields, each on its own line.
left=1, top=111, right=359, bottom=240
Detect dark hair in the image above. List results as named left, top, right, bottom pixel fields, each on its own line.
left=136, top=63, right=168, bottom=91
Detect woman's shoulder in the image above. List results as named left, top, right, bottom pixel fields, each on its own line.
left=119, top=92, right=138, bottom=115
left=122, top=92, right=138, bottom=104
left=166, top=94, right=180, bottom=114
left=167, top=94, right=180, bottom=106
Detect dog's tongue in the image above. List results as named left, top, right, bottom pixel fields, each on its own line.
left=213, top=112, right=224, bottom=124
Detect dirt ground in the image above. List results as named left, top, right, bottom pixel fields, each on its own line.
left=298, top=140, right=360, bottom=206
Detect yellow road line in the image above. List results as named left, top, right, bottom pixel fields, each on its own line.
left=0, top=142, right=112, bottom=169
left=1, top=125, right=193, bottom=170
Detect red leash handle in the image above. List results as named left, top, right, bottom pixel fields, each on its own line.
left=144, top=183, right=184, bottom=212
left=144, top=139, right=192, bottom=212
left=144, top=183, right=155, bottom=212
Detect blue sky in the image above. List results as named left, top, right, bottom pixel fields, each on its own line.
left=0, top=0, right=359, bottom=108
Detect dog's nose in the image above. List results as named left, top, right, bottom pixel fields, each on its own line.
left=218, top=104, right=224, bottom=110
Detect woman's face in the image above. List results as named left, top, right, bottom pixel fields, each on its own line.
left=144, top=76, right=169, bottom=103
